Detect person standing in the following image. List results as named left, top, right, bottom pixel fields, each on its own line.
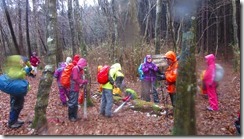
left=68, top=58, right=88, bottom=122
left=141, top=55, right=159, bottom=103
left=203, top=54, right=218, bottom=111
left=161, top=51, right=178, bottom=107
left=30, top=52, right=40, bottom=75
left=2, top=55, right=32, bottom=128
left=100, top=63, right=121, bottom=118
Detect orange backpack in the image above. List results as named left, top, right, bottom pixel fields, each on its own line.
left=60, top=63, right=75, bottom=88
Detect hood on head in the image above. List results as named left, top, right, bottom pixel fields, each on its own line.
left=72, top=54, right=80, bottom=65
left=97, top=65, right=103, bottom=72
left=111, top=63, right=121, bottom=71
left=205, top=54, right=215, bottom=65
left=77, top=58, right=87, bottom=69
left=66, top=57, right=72, bottom=65
left=164, top=51, right=177, bottom=62
left=145, top=55, right=152, bottom=63
left=58, top=62, right=66, bottom=68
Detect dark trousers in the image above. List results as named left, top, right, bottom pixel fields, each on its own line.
left=68, top=91, right=79, bottom=119
left=9, top=95, right=25, bottom=125
left=169, top=93, right=176, bottom=107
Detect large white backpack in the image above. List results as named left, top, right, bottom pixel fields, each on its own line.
left=214, top=63, right=224, bottom=82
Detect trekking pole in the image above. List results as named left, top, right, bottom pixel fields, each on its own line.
left=113, top=95, right=132, bottom=113
left=83, top=84, right=87, bottom=119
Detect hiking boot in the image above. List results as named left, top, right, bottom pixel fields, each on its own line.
left=16, top=120, right=24, bottom=125
left=206, top=106, right=213, bottom=111
left=8, top=122, right=23, bottom=129
left=69, top=117, right=77, bottom=122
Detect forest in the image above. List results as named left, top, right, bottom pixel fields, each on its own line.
left=0, top=0, right=241, bottom=136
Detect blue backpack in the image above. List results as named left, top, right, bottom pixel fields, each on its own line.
left=0, top=74, right=29, bottom=96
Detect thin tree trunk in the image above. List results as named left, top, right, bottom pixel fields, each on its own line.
left=74, top=0, right=87, bottom=57
left=231, top=0, right=240, bottom=71
left=155, top=0, right=163, bottom=54
left=26, top=0, right=32, bottom=58
left=18, top=0, right=24, bottom=55
left=68, top=0, right=77, bottom=56
left=224, top=1, right=227, bottom=58
left=33, top=0, right=41, bottom=60
left=31, top=0, right=57, bottom=135
left=2, top=0, right=20, bottom=54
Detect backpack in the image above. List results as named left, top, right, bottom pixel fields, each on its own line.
left=60, top=63, right=75, bottom=88
left=214, top=63, right=224, bottom=82
left=97, top=65, right=110, bottom=84
left=0, top=74, right=29, bottom=96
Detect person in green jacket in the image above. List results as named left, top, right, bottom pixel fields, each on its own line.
left=100, top=63, right=122, bottom=118
left=3, top=55, right=32, bottom=128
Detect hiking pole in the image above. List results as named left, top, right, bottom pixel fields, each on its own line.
left=113, top=95, right=132, bottom=113
left=83, top=84, right=87, bottom=119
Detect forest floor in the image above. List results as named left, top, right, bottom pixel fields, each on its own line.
left=0, top=56, right=241, bottom=136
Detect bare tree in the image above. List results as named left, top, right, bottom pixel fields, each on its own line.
left=31, top=0, right=57, bottom=135
left=155, top=0, right=162, bottom=54
left=2, top=0, right=20, bottom=54
left=26, top=0, right=32, bottom=58
left=231, top=0, right=240, bottom=72
left=68, top=0, right=77, bottom=55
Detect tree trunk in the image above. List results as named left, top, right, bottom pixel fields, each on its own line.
left=33, top=0, right=42, bottom=62
left=18, top=0, right=24, bottom=55
left=173, top=19, right=197, bottom=135
left=68, top=0, right=77, bottom=56
left=31, top=0, right=57, bottom=135
left=26, top=0, right=32, bottom=58
left=74, top=0, right=87, bottom=57
left=2, top=0, right=20, bottom=54
left=231, top=0, right=240, bottom=72
left=155, top=0, right=163, bottom=54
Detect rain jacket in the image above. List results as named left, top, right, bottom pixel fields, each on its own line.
left=30, top=55, right=40, bottom=67
left=141, top=55, right=158, bottom=81
left=203, top=54, right=218, bottom=111
left=102, top=63, right=121, bottom=90
left=3, top=55, right=31, bottom=79
left=70, top=58, right=87, bottom=92
left=203, top=54, right=216, bottom=86
left=138, top=57, right=146, bottom=80
left=54, top=62, right=66, bottom=86
left=72, top=54, right=80, bottom=66
left=164, top=51, right=178, bottom=94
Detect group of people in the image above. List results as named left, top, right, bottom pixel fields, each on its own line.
left=138, top=51, right=178, bottom=107
left=54, top=54, right=88, bottom=122
left=138, top=51, right=220, bottom=112
left=2, top=50, right=221, bottom=129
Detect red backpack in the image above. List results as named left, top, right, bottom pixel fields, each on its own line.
left=60, top=63, right=75, bottom=88
left=97, top=65, right=110, bottom=84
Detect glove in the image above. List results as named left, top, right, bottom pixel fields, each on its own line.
left=82, top=80, right=88, bottom=85
left=148, top=65, right=153, bottom=69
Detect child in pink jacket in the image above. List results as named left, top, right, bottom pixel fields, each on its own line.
left=203, top=54, right=218, bottom=111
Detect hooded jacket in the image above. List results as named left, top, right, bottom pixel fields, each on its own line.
left=164, top=51, right=178, bottom=93
left=70, top=58, right=87, bottom=92
left=203, top=54, right=216, bottom=86
left=72, top=54, right=80, bottom=66
left=141, top=55, right=158, bottom=81
left=54, top=62, right=66, bottom=85
left=102, top=63, right=122, bottom=90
